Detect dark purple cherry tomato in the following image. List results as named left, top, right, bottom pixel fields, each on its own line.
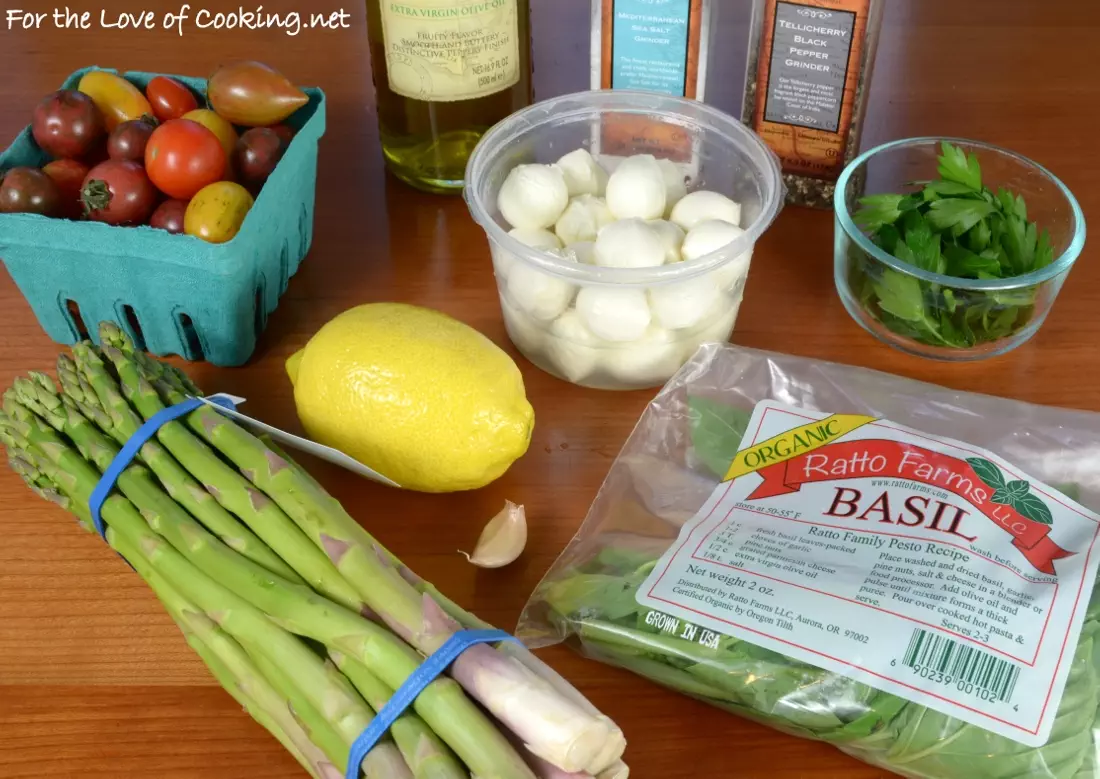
left=107, top=118, right=157, bottom=163
left=0, top=167, right=62, bottom=216
left=32, top=90, right=106, bottom=159
left=234, top=127, right=285, bottom=190
left=42, top=159, right=90, bottom=219
left=149, top=198, right=188, bottom=234
left=81, top=160, right=158, bottom=225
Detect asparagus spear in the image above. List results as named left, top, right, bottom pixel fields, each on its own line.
left=69, top=342, right=364, bottom=612
left=0, top=394, right=537, bottom=779
left=108, top=527, right=344, bottom=779
left=102, top=333, right=623, bottom=775
left=15, top=370, right=298, bottom=583
left=330, top=650, right=468, bottom=779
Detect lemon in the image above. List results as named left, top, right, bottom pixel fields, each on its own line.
left=287, top=303, right=534, bottom=493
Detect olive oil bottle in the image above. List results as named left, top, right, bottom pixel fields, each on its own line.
left=366, top=0, right=533, bottom=193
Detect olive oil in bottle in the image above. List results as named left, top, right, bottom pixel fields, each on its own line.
left=366, top=0, right=533, bottom=193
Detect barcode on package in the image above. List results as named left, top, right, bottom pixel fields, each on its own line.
left=902, top=629, right=1021, bottom=704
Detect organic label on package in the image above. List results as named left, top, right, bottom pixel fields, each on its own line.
left=637, top=400, right=1100, bottom=746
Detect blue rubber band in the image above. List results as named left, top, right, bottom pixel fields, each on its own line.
left=346, top=629, right=519, bottom=778
left=88, top=395, right=237, bottom=539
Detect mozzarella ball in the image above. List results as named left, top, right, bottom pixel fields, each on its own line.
left=647, top=219, right=686, bottom=264
left=554, top=195, right=615, bottom=245
left=566, top=241, right=596, bottom=265
left=648, top=275, right=721, bottom=331
left=687, top=295, right=743, bottom=357
left=605, top=154, right=667, bottom=220
left=681, top=220, right=754, bottom=293
left=594, top=218, right=665, bottom=269
left=500, top=292, right=547, bottom=355
left=490, top=242, right=518, bottom=281
left=576, top=286, right=651, bottom=342
left=506, top=253, right=575, bottom=322
left=670, top=190, right=742, bottom=231
left=498, top=164, right=569, bottom=230
left=554, top=148, right=608, bottom=197
left=656, top=159, right=687, bottom=215
left=604, top=326, right=684, bottom=385
left=546, top=309, right=606, bottom=383
left=510, top=226, right=562, bottom=251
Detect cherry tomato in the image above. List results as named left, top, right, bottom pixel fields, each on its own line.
left=149, top=199, right=188, bottom=234
left=81, top=160, right=158, bottom=225
left=0, top=167, right=62, bottom=216
left=207, top=61, right=308, bottom=127
left=181, top=109, right=238, bottom=172
left=145, top=119, right=227, bottom=200
left=145, top=76, right=199, bottom=123
left=77, top=71, right=154, bottom=131
left=235, top=127, right=285, bottom=191
left=184, top=181, right=253, bottom=243
left=42, top=159, right=90, bottom=219
left=270, top=124, right=295, bottom=146
left=107, top=118, right=156, bottom=163
left=32, top=90, right=105, bottom=159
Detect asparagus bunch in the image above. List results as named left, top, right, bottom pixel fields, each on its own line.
left=0, top=323, right=628, bottom=779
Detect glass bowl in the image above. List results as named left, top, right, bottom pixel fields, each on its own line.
left=834, top=137, right=1086, bottom=360
left=464, top=90, right=784, bottom=390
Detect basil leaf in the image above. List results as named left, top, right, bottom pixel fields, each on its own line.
left=1005, top=479, right=1030, bottom=499
left=967, top=457, right=1007, bottom=490
left=688, top=396, right=752, bottom=479
left=1013, top=492, right=1054, bottom=525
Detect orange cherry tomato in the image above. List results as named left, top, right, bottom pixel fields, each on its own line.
left=145, top=119, right=227, bottom=200
left=184, top=181, right=253, bottom=243
left=76, top=71, right=153, bottom=131
left=181, top=108, right=238, bottom=171
left=146, top=76, right=199, bottom=123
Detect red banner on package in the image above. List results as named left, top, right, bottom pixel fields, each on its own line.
left=746, top=439, right=1073, bottom=575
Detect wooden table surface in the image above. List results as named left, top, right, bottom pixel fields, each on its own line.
left=1, top=1, right=1097, bottom=777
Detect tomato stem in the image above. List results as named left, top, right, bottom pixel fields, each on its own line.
left=80, top=179, right=112, bottom=216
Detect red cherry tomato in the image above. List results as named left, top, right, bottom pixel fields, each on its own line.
left=42, top=159, right=90, bottom=219
left=145, top=76, right=199, bottom=123
left=270, top=124, right=295, bottom=146
left=32, top=90, right=105, bottom=159
left=81, top=160, right=158, bottom=225
left=145, top=119, right=227, bottom=200
left=149, top=199, right=188, bottom=234
left=235, top=127, right=286, bottom=191
left=107, top=118, right=156, bottom=163
left=0, top=167, right=62, bottom=216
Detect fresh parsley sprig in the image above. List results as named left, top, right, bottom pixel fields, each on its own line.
left=851, top=142, right=1055, bottom=349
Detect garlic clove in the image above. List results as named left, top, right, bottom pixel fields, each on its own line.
left=555, top=195, right=615, bottom=245
left=669, top=190, right=742, bottom=231
left=498, top=164, right=570, bottom=230
left=605, top=154, right=667, bottom=220
left=656, top=159, right=688, bottom=216
left=647, top=219, right=686, bottom=264
left=576, top=286, right=651, bottom=342
left=555, top=148, right=609, bottom=197
left=593, top=218, right=665, bottom=269
left=460, top=501, right=527, bottom=568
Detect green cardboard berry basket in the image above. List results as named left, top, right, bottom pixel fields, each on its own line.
left=0, top=66, right=326, bottom=366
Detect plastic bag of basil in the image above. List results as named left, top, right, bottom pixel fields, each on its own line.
left=518, top=344, right=1100, bottom=778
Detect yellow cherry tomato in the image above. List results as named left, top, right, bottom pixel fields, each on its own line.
left=77, top=71, right=153, bottom=130
left=182, top=108, right=238, bottom=170
left=184, top=181, right=254, bottom=243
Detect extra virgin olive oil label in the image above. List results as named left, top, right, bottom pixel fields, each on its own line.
left=638, top=400, right=1100, bottom=746
left=380, top=0, right=520, bottom=102
left=749, top=0, right=870, bottom=178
